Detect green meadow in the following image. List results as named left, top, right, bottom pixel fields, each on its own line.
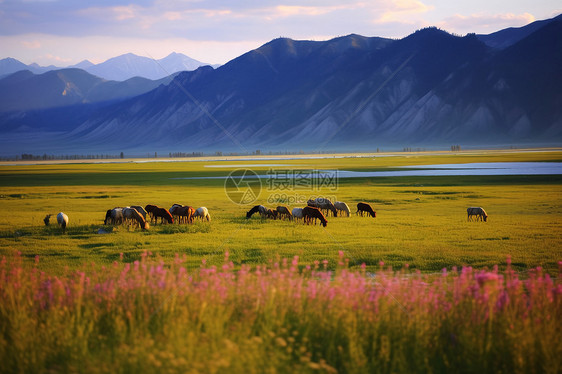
left=0, top=149, right=561, bottom=274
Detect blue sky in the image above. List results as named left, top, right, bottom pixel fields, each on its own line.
left=1, top=0, right=560, bottom=66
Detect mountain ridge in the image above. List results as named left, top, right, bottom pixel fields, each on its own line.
left=0, top=15, right=561, bottom=156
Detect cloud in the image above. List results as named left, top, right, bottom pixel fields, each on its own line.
left=438, top=12, right=536, bottom=34
left=375, top=0, right=433, bottom=24
left=22, top=40, right=41, bottom=49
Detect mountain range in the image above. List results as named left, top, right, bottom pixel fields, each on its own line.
left=0, top=52, right=214, bottom=81
left=0, top=15, right=560, bottom=156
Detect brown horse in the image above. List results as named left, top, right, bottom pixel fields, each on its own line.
left=176, top=205, right=195, bottom=224
left=308, top=198, right=337, bottom=217
left=145, top=204, right=173, bottom=224
left=276, top=205, right=292, bottom=220
left=356, top=202, right=376, bottom=218
left=302, top=206, right=328, bottom=227
left=123, top=207, right=149, bottom=230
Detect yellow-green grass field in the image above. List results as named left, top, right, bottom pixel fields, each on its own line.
left=0, top=149, right=561, bottom=274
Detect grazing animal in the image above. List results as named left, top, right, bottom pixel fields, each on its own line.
left=246, top=205, right=275, bottom=219
left=123, top=207, right=149, bottom=230
left=334, top=201, right=350, bottom=217
left=193, top=207, right=211, bottom=222
left=145, top=204, right=158, bottom=223
left=259, top=205, right=277, bottom=219
left=308, top=198, right=337, bottom=217
left=145, top=205, right=173, bottom=224
left=104, top=209, right=112, bottom=225
left=131, top=205, right=147, bottom=220
left=176, top=205, right=196, bottom=224
left=111, top=208, right=124, bottom=225
left=467, top=207, right=488, bottom=222
left=302, top=206, right=328, bottom=227
left=276, top=206, right=292, bottom=220
left=43, top=214, right=52, bottom=226
left=57, top=212, right=69, bottom=233
left=291, top=208, right=304, bottom=221
left=169, top=203, right=184, bottom=222
left=246, top=205, right=262, bottom=219
left=356, top=202, right=376, bottom=218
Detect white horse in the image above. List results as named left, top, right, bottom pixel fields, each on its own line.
left=193, top=207, right=211, bottom=221
left=291, top=208, right=304, bottom=221
left=57, top=212, right=68, bottom=233
left=334, top=201, right=350, bottom=217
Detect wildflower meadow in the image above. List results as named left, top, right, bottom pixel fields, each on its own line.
left=1, top=251, right=560, bottom=373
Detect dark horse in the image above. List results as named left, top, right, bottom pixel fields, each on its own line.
left=356, top=202, right=376, bottom=218
left=246, top=205, right=261, bottom=219
left=145, top=204, right=174, bottom=224
left=246, top=205, right=276, bottom=219
left=302, top=206, right=328, bottom=227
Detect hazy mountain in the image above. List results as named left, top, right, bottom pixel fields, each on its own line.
left=0, top=68, right=174, bottom=112
left=0, top=52, right=213, bottom=81
left=69, top=60, right=95, bottom=69
left=0, top=15, right=560, bottom=156
left=0, top=58, right=30, bottom=77
left=83, top=52, right=213, bottom=81
left=0, top=68, right=177, bottom=136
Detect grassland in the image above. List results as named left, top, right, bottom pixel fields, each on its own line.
left=1, top=149, right=561, bottom=373
left=0, top=149, right=560, bottom=274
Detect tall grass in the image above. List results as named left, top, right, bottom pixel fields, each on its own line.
left=1, top=252, right=560, bottom=373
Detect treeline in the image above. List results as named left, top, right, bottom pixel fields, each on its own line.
left=1, top=153, right=124, bottom=161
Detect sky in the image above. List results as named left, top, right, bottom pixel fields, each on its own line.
left=1, top=0, right=560, bottom=66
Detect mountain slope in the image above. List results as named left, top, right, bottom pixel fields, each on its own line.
left=1, top=16, right=561, bottom=156
left=477, top=14, right=561, bottom=49
left=68, top=21, right=561, bottom=154
left=0, top=68, right=174, bottom=112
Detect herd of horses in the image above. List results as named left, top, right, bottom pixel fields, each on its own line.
left=246, top=199, right=377, bottom=227
left=43, top=198, right=488, bottom=232
left=103, top=204, right=212, bottom=230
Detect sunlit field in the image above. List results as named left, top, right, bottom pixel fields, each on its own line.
left=0, top=149, right=561, bottom=372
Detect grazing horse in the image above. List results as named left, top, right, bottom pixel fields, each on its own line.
left=43, top=214, right=52, bottom=226
left=276, top=206, right=292, bottom=220
left=145, top=205, right=173, bottom=224
left=467, top=207, right=488, bottom=222
left=246, top=205, right=275, bottom=219
left=111, top=208, right=124, bottom=225
left=302, top=206, right=328, bottom=227
left=259, top=205, right=277, bottom=219
left=308, top=198, right=337, bottom=217
left=246, top=205, right=262, bottom=219
left=176, top=205, right=195, bottom=224
left=169, top=203, right=184, bottom=222
left=104, top=209, right=112, bottom=225
left=291, top=208, right=304, bottom=222
left=356, top=202, right=376, bottom=218
left=334, top=201, right=350, bottom=217
left=131, top=205, right=147, bottom=220
left=57, top=212, right=69, bottom=233
left=123, top=207, right=149, bottom=230
left=193, top=207, right=211, bottom=222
